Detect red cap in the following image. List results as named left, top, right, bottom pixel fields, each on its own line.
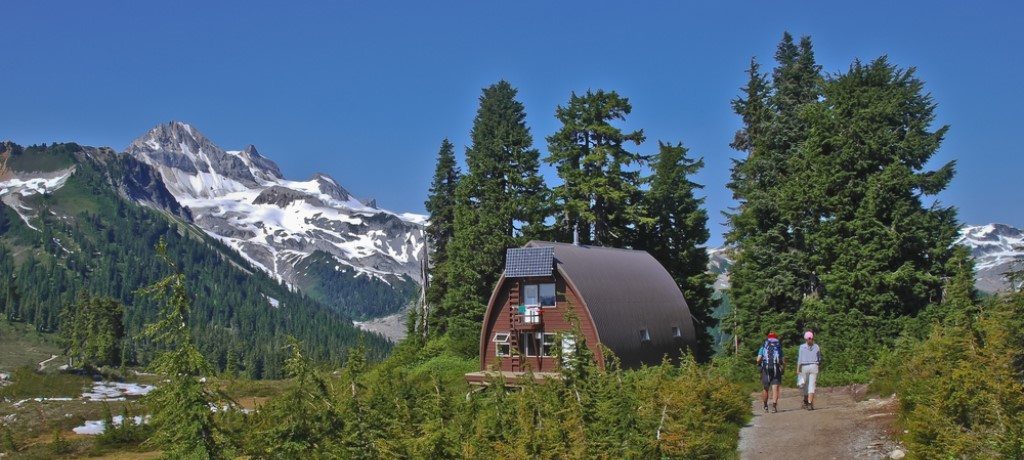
left=767, top=332, right=778, bottom=339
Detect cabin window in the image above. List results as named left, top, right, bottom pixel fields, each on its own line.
left=523, top=283, right=556, bottom=307
left=523, top=284, right=539, bottom=306
left=672, top=326, right=682, bottom=338
left=542, top=333, right=556, bottom=357
left=493, top=332, right=511, bottom=357
left=639, top=328, right=651, bottom=342
left=561, top=335, right=577, bottom=365
left=539, top=283, right=556, bottom=307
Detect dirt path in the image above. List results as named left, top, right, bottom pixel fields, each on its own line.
left=738, top=385, right=902, bottom=460
left=37, top=353, right=58, bottom=370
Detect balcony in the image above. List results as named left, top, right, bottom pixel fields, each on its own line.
left=512, top=310, right=543, bottom=330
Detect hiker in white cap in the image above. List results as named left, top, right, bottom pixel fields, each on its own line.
left=797, top=330, right=822, bottom=410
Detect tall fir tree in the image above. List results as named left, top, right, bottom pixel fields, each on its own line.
left=546, top=90, right=646, bottom=247
left=790, top=56, right=958, bottom=371
left=139, top=240, right=224, bottom=458
left=637, top=141, right=717, bottom=360
left=423, top=138, right=460, bottom=335
left=725, top=33, right=822, bottom=350
left=439, top=81, right=546, bottom=343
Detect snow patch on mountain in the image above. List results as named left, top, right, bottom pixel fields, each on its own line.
left=956, top=223, right=1024, bottom=292
left=0, top=167, right=75, bottom=230
left=707, top=245, right=734, bottom=291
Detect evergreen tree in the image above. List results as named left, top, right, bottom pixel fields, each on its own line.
left=726, top=33, right=822, bottom=350
left=728, top=35, right=959, bottom=377
left=246, top=337, right=342, bottom=457
left=60, top=294, right=125, bottom=368
left=637, top=141, right=717, bottom=360
left=139, top=239, right=225, bottom=458
left=224, top=347, right=239, bottom=378
left=546, top=89, right=646, bottom=247
left=439, top=81, right=545, bottom=340
left=791, top=56, right=958, bottom=369
left=423, top=138, right=460, bottom=335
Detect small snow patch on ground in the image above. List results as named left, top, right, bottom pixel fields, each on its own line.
left=12, top=397, right=74, bottom=407
left=81, top=382, right=156, bottom=401
left=73, top=415, right=150, bottom=435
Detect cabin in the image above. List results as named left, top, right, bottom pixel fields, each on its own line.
left=465, top=241, right=697, bottom=385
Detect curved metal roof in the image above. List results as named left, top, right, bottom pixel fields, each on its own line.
left=525, top=241, right=698, bottom=368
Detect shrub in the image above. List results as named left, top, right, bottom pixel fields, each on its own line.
left=882, top=295, right=1024, bottom=458
left=50, top=429, right=72, bottom=455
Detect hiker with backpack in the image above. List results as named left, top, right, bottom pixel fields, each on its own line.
left=756, top=331, right=785, bottom=413
left=798, top=330, right=822, bottom=410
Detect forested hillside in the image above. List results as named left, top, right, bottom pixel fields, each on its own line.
left=0, top=143, right=389, bottom=378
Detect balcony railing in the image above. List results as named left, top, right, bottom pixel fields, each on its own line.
left=513, top=310, right=543, bottom=330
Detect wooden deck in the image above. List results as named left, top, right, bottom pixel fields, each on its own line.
left=464, top=370, right=563, bottom=386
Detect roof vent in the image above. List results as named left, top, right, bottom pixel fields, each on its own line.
left=505, top=246, right=554, bottom=278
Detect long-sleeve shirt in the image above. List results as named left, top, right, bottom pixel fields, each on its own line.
left=797, top=343, right=821, bottom=365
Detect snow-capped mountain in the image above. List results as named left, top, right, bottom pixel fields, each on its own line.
left=125, top=122, right=425, bottom=305
left=956, top=223, right=1024, bottom=292
left=707, top=245, right=734, bottom=291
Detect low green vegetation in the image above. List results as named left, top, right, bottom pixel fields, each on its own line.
left=0, top=366, right=89, bottom=399
left=3, top=143, right=76, bottom=173
left=871, top=284, right=1024, bottom=458
left=0, top=321, right=61, bottom=371
left=231, top=335, right=750, bottom=459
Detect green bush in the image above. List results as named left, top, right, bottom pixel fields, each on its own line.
left=879, top=295, right=1024, bottom=458
left=50, top=429, right=72, bottom=455
left=233, top=336, right=751, bottom=459
left=1, top=426, right=15, bottom=453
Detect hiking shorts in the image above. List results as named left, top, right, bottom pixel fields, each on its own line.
left=761, top=367, right=781, bottom=389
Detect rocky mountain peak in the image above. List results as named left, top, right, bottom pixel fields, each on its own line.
left=309, top=172, right=357, bottom=204
left=126, top=122, right=284, bottom=198
left=130, top=121, right=217, bottom=156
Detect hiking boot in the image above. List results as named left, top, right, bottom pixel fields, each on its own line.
left=771, top=403, right=778, bottom=413
left=763, top=403, right=769, bottom=412
left=808, top=403, right=814, bottom=411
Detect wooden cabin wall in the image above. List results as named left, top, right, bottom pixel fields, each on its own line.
left=480, top=273, right=602, bottom=372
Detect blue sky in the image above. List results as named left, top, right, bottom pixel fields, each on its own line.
left=2, top=1, right=1020, bottom=246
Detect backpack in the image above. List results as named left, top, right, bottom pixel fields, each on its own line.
left=762, top=339, right=782, bottom=374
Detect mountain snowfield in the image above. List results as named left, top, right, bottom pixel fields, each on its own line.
left=0, top=167, right=75, bottom=230
left=123, top=122, right=426, bottom=289
left=955, top=223, right=1024, bottom=292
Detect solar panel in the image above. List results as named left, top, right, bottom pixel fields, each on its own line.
left=505, top=246, right=554, bottom=278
